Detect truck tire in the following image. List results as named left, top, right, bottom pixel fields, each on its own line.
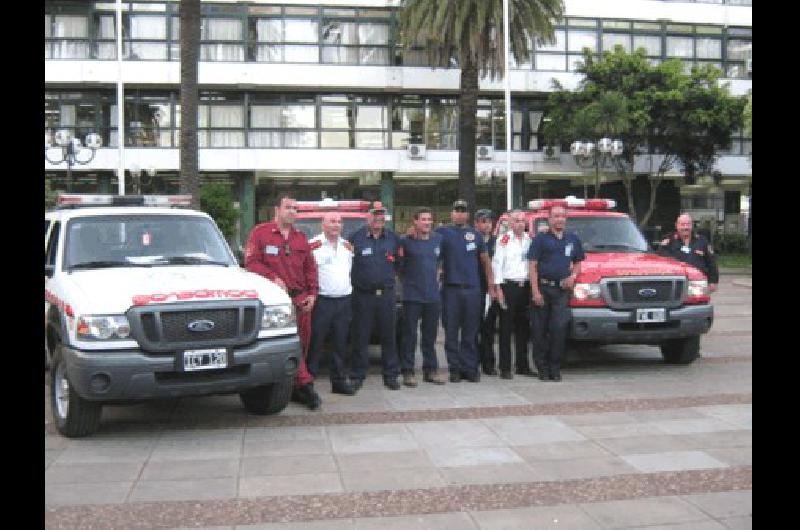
left=50, top=345, right=102, bottom=437
left=239, top=376, right=293, bottom=415
left=660, top=336, right=700, bottom=364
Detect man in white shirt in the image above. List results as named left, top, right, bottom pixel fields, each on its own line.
left=492, top=210, right=535, bottom=379
left=307, top=211, right=356, bottom=395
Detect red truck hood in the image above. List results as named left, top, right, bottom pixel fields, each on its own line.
left=578, top=252, right=701, bottom=283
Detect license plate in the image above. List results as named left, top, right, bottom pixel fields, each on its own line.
left=182, top=348, right=227, bottom=371
left=635, top=308, right=666, bottom=323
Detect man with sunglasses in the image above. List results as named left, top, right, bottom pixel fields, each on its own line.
left=245, top=194, right=321, bottom=410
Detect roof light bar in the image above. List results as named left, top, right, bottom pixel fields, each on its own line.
left=296, top=198, right=371, bottom=212
left=56, top=194, right=193, bottom=209
left=527, top=197, right=616, bottom=211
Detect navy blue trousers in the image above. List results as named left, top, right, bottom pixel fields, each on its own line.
left=350, top=288, right=399, bottom=380
left=307, top=295, right=351, bottom=383
left=530, top=284, right=571, bottom=376
left=441, top=285, right=481, bottom=376
left=400, top=301, right=440, bottom=375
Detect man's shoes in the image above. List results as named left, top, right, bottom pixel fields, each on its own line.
left=461, top=371, right=480, bottom=383
left=384, top=377, right=401, bottom=390
left=423, top=371, right=447, bottom=385
left=331, top=380, right=355, bottom=395
left=350, top=379, right=364, bottom=393
left=292, top=383, right=321, bottom=410
left=402, top=373, right=418, bottom=387
left=482, top=366, right=498, bottom=376
left=449, top=372, right=461, bottom=383
left=550, top=373, right=562, bottom=382
left=538, top=371, right=550, bottom=381
left=516, top=367, right=538, bottom=377
left=500, top=370, right=513, bottom=380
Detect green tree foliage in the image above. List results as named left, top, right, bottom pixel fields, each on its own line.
left=544, top=47, right=745, bottom=227
left=398, top=0, right=564, bottom=213
left=199, top=182, right=238, bottom=242
left=45, top=179, right=61, bottom=210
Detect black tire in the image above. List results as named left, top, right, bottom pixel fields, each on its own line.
left=239, top=376, right=293, bottom=415
left=660, top=336, right=700, bottom=364
left=50, top=345, right=102, bottom=437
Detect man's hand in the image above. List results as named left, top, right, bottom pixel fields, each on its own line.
left=273, top=277, right=287, bottom=291
left=660, top=238, right=670, bottom=246
left=299, top=294, right=316, bottom=313
left=560, top=274, right=576, bottom=290
left=493, top=285, right=504, bottom=304
left=532, top=290, right=544, bottom=306
left=709, top=283, right=718, bottom=293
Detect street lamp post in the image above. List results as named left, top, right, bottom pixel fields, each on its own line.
left=45, top=129, right=102, bottom=192
left=570, top=138, right=623, bottom=198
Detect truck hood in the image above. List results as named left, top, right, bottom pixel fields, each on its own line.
left=63, top=266, right=289, bottom=314
left=578, top=252, right=702, bottom=283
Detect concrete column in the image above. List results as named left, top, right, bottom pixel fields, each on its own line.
left=239, top=172, right=256, bottom=249
left=380, top=171, right=395, bottom=231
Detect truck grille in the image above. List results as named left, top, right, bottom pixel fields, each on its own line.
left=128, top=300, right=261, bottom=353
left=602, top=277, right=685, bottom=309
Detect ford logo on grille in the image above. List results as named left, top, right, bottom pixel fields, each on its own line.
left=638, top=288, right=658, bottom=298
left=187, top=319, right=215, bottom=332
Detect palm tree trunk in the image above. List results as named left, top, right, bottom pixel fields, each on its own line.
left=458, top=60, right=479, bottom=215
left=179, top=0, right=201, bottom=209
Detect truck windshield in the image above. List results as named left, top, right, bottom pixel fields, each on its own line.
left=563, top=216, right=649, bottom=253
left=293, top=217, right=366, bottom=240
left=64, top=215, right=235, bottom=270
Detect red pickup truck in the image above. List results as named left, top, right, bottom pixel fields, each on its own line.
left=496, top=197, right=713, bottom=364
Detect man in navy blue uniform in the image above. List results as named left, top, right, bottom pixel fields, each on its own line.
left=398, top=207, right=447, bottom=387
left=527, top=205, right=584, bottom=382
left=436, top=200, right=496, bottom=383
left=348, top=201, right=402, bottom=390
left=658, top=213, right=719, bottom=292
left=475, top=209, right=499, bottom=376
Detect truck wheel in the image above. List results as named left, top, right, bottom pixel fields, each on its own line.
left=239, top=376, right=293, bottom=415
left=50, top=345, right=102, bottom=437
left=660, top=336, right=700, bottom=364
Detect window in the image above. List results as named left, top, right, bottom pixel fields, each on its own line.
left=51, top=14, right=90, bottom=59
left=202, top=18, right=244, bottom=61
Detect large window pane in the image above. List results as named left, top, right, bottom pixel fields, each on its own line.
left=535, top=54, right=566, bottom=70
left=568, top=30, right=597, bottom=53
left=359, top=23, right=389, bottom=45
left=666, top=36, right=693, bottom=58
left=203, top=19, right=242, bottom=40
left=131, top=15, right=166, bottom=39
left=209, top=105, right=243, bottom=127
left=54, top=15, right=88, bottom=38
left=284, top=45, right=318, bottom=62
left=320, top=131, right=350, bottom=148
left=602, top=33, right=631, bottom=53
left=695, top=38, right=721, bottom=59
left=285, top=131, right=317, bottom=147
left=727, top=39, right=751, bottom=61
left=248, top=131, right=282, bottom=147
left=131, top=42, right=166, bottom=60
left=45, top=15, right=51, bottom=37
left=256, top=19, right=281, bottom=42
left=322, top=21, right=356, bottom=44
left=201, top=44, right=244, bottom=61
left=356, top=106, right=387, bottom=129
left=355, top=132, right=386, bottom=148
left=283, top=105, right=315, bottom=128
left=256, top=45, right=281, bottom=61
left=209, top=131, right=244, bottom=147
left=322, top=46, right=358, bottom=63
left=536, top=30, right=565, bottom=52
left=359, top=47, right=388, bottom=65
left=321, top=106, right=351, bottom=129
left=633, top=35, right=661, bottom=56
left=250, top=106, right=282, bottom=127
left=284, top=19, right=318, bottom=43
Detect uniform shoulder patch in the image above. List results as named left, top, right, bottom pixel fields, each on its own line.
left=500, top=234, right=510, bottom=246
left=309, top=240, right=322, bottom=250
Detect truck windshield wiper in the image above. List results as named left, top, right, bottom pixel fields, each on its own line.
left=161, top=256, right=230, bottom=266
left=69, top=260, right=150, bottom=270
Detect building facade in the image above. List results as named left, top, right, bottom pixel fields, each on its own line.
left=45, top=0, right=752, bottom=246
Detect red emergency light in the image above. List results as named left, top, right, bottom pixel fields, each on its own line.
left=528, top=196, right=616, bottom=211
left=296, top=198, right=371, bottom=212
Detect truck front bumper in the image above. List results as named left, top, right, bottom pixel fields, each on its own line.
left=569, top=304, right=713, bottom=344
left=62, top=336, right=301, bottom=401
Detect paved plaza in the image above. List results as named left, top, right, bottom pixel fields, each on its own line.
left=45, top=274, right=751, bottom=529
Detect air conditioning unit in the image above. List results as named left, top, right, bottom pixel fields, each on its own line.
left=476, top=145, right=494, bottom=160
left=407, top=143, right=426, bottom=159
left=544, top=145, right=561, bottom=160
left=745, top=58, right=752, bottom=74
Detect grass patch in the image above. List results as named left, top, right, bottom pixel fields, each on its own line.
left=717, top=253, right=752, bottom=269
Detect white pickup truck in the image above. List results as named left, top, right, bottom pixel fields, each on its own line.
left=44, top=194, right=300, bottom=437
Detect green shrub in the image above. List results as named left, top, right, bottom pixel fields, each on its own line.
left=199, top=182, right=238, bottom=241
left=714, top=233, right=748, bottom=254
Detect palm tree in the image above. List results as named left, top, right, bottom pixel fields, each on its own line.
left=179, top=0, right=201, bottom=208
left=397, top=0, right=563, bottom=213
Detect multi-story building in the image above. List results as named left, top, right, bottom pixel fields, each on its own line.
left=45, top=0, right=751, bottom=245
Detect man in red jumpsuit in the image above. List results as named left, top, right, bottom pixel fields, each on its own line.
left=245, top=195, right=321, bottom=410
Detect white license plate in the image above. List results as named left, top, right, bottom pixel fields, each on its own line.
left=635, top=308, right=666, bottom=323
left=182, top=348, right=227, bottom=371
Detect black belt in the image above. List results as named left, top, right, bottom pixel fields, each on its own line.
left=318, top=294, right=350, bottom=300
left=356, top=286, right=393, bottom=295
left=446, top=283, right=475, bottom=288
left=539, top=278, right=560, bottom=287
left=504, top=280, right=530, bottom=287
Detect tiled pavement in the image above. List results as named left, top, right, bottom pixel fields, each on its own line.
left=45, top=275, right=751, bottom=529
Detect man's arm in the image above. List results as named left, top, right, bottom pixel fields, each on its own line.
left=479, top=252, right=497, bottom=298
left=299, top=238, right=319, bottom=312
left=529, top=259, right=543, bottom=306
left=244, top=228, right=281, bottom=285
left=490, top=238, right=505, bottom=303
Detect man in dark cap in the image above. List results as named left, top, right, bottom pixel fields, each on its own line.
left=435, top=200, right=496, bottom=383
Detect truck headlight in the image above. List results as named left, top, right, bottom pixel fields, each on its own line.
left=573, top=283, right=602, bottom=300
left=77, top=315, right=131, bottom=340
left=261, top=304, right=295, bottom=330
left=688, top=279, right=709, bottom=297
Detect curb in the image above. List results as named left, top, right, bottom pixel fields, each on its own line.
left=732, top=278, right=752, bottom=288
left=719, top=268, right=752, bottom=276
